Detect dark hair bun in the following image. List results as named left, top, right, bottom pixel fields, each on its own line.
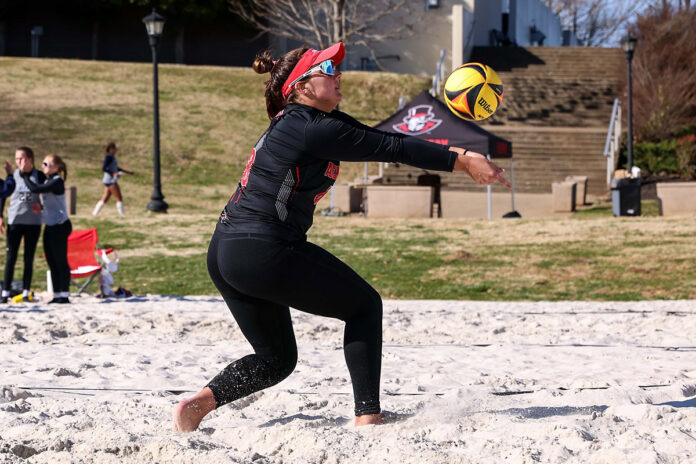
left=253, top=50, right=275, bottom=74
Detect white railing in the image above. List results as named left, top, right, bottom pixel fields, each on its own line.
left=603, top=98, right=622, bottom=185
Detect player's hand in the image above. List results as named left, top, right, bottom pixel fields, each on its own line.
left=4, top=160, right=13, bottom=175
left=469, top=157, right=511, bottom=188
left=452, top=148, right=511, bottom=189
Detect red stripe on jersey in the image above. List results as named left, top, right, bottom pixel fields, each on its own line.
left=240, top=149, right=256, bottom=188
left=313, top=186, right=331, bottom=205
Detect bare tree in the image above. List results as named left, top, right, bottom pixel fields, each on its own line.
left=628, top=1, right=696, bottom=142
left=541, top=0, right=649, bottom=45
left=227, top=0, right=414, bottom=63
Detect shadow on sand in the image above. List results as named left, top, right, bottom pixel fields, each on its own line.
left=493, top=405, right=608, bottom=419
left=656, top=397, right=696, bottom=408
left=260, top=413, right=350, bottom=428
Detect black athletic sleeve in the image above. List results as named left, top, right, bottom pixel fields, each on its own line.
left=0, top=175, right=15, bottom=199
left=304, top=111, right=457, bottom=172
left=21, top=173, right=65, bottom=195
left=0, top=176, right=13, bottom=218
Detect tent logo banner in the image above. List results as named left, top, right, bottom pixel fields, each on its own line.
left=392, top=105, right=442, bottom=136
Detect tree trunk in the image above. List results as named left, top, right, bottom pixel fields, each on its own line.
left=335, top=0, right=345, bottom=43
left=176, top=28, right=185, bottom=64
left=0, top=22, right=6, bottom=56
left=91, top=22, right=99, bottom=60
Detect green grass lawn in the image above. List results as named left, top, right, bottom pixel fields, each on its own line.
left=1, top=58, right=694, bottom=301
left=575, top=200, right=660, bottom=218
left=8, top=212, right=694, bottom=301
left=0, top=56, right=430, bottom=207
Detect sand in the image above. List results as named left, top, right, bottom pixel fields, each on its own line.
left=2, top=295, right=696, bottom=463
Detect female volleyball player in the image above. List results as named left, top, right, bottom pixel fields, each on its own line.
left=92, top=142, right=134, bottom=217
left=173, top=42, right=510, bottom=432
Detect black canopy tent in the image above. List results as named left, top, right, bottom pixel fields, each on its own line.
left=374, top=91, right=511, bottom=158
left=373, top=91, right=516, bottom=218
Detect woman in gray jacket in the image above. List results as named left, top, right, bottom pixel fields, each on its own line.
left=1, top=147, right=44, bottom=303
left=22, top=154, right=72, bottom=304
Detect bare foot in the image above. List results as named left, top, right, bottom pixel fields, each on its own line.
left=355, top=413, right=383, bottom=426
left=172, top=387, right=217, bottom=433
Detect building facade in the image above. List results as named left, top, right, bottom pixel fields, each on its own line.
left=343, top=0, right=576, bottom=76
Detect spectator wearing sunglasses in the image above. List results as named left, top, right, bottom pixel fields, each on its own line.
left=21, top=154, right=72, bottom=304
left=173, top=43, right=511, bottom=432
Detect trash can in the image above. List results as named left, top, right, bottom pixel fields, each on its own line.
left=611, top=178, right=641, bottom=216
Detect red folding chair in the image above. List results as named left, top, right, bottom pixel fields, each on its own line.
left=67, top=228, right=113, bottom=295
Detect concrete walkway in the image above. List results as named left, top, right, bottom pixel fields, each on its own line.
left=318, top=185, right=596, bottom=219
left=440, top=190, right=574, bottom=219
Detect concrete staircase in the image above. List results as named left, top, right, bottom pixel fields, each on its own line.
left=382, top=46, right=624, bottom=195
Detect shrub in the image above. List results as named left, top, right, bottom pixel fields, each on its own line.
left=676, top=134, right=696, bottom=179
left=622, top=125, right=696, bottom=179
left=626, top=139, right=678, bottom=175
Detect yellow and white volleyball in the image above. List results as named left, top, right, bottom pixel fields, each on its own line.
left=443, top=63, right=504, bottom=121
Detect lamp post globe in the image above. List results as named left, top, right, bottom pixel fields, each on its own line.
left=622, top=35, right=638, bottom=173
left=143, top=9, right=165, bottom=41
left=143, top=8, right=168, bottom=213
left=622, top=35, right=637, bottom=59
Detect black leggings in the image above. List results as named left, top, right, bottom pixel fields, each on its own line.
left=44, top=220, right=72, bottom=293
left=206, top=231, right=383, bottom=416
left=3, top=224, right=41, bottom=291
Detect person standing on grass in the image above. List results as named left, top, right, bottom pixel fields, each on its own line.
left=21, top=154, right=72, bottom=304
left=92, top=142, right=133, bottom=217
left=173, top=42, right=511, bottom=432
left=1, top=147, right=44, bottom=303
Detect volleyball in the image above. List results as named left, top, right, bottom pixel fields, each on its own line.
left=443, top=63, right=503, bottom=121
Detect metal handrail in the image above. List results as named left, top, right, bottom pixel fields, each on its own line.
left=430, top=49, right=447, bottom=97
left=603, top=98, right=622, bottom=185
left=603, top=99, right=620, bottom=155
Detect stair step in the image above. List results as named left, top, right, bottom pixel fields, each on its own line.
left=420, top=47, right=623, bottom=194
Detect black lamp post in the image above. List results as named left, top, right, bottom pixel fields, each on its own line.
left=622, top=35, right=638, bottom=174
left=143, top=9, right=168, bottom=212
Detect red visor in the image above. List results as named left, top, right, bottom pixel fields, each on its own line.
left=281, top=42, right=345, bottom=98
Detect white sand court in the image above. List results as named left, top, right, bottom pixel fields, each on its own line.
left=2, top=296, right=696, bottom=463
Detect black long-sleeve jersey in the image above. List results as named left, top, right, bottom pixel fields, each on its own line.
left=217, top=103, right=458, bottom=240
left=21, top=172, right=65, bottom=195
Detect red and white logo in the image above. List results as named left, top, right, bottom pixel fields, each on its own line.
left=392, top=105, right=442, bottom=136
left=324, top=161, right=339, bottom=180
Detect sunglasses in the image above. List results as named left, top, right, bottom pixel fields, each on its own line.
left=42, top=162, right=53, bottom=167
left=287, top=60, right=336, bottom=91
